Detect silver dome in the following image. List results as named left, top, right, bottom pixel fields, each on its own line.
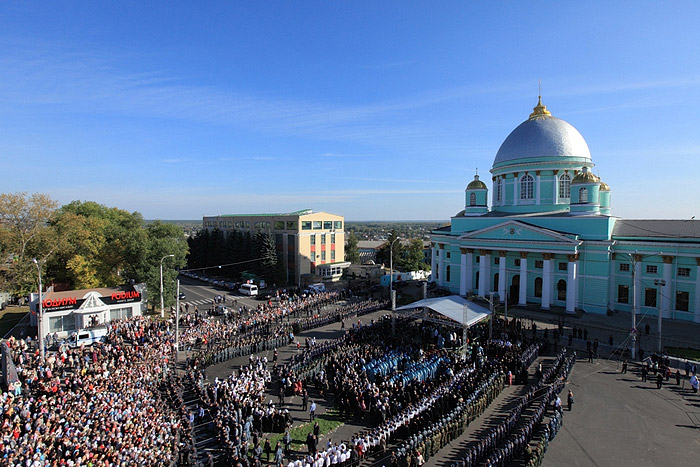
left=493, top=115, right=591, bottom=167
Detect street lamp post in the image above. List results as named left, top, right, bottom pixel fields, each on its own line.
left=389, top=237, right=400, bottom=312
left=389, top=237, right=400, bottom=336
left=175, top=278, right=180, bottom=359
left=160, top=254, right=175, bottom=318
left=620, top=250, right=663, bottom=359
left=32, top=259, right=45, bottom=362
left=654, top=279, right=666, bottom=354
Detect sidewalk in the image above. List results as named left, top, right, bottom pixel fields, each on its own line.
left=501, top=304, right=700, bottom=359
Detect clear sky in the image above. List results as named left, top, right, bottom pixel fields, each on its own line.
left=2, top=2, right=699, bottom=221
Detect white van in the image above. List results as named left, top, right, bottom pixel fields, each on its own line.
left=308, top=283, right=326, bottom=293
left=68, top=327, right=109, bottom=348
left=239, top=283, right=259, bottom=296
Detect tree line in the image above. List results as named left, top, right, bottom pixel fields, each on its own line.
left=186, top=228, right=281, bottom=286
left=0, top=193, right=187, bottom=310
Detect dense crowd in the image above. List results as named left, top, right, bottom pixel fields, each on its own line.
left=1, top=317, right=181, bottom=466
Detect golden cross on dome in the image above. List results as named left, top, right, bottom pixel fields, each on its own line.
left=529, top=79, right=552, bottom=119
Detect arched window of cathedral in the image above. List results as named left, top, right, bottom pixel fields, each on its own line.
left=559, top=174, right=571, bottom=199
left=579, top=187, right=588, bottom=203
left=496, top=178, right=503, bottom=201
left=469, top=192, right=476, bottom=206
left=557, top=279, right=567, bottom=301
left=534, top=277, right=543, bottom=298
left=520, top=174, right=534, bottom=199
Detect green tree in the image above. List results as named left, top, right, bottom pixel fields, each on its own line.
left=376, top=231, right=403, bottom=269
left=255, top=231, right=277, bottom=285
left=137, top=221, right=188, bottom=312
left=345, top=232, right=360, bottom=264
left=0, top=192, right=59, bottom=296
left=400, top=238, right=429, bottom=272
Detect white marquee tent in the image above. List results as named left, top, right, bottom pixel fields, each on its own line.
left=395, top=295, right=491, bottom=328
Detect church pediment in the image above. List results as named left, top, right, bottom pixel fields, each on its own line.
left=459, top=220, right=580, bottom=245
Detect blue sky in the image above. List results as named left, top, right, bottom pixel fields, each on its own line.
left=2, top=2, right=700, bottom=221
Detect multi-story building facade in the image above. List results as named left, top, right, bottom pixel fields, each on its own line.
left=431, top=98, right=700, bottom=324
left=203, top=209, right=347, bottom=285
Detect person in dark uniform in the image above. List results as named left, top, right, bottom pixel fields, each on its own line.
left=656, top=372, right=664, bottom=389
left=567, top=390, right=574, bottom=411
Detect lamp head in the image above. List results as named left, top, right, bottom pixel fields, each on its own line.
left=32, top=258, right=38, bottom=264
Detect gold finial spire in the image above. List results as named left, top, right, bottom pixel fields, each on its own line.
left=529, top=80, right=551, bottom=119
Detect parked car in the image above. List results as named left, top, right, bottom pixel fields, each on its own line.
left=178, top=292, right=186, bottom=300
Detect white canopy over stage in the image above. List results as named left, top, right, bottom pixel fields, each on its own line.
left=395, top=295, right=491, bottom=328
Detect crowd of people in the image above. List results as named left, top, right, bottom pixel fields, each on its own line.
left=1, top=317, right=181, bottom=466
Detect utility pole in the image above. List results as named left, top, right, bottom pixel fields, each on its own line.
left=32, top=259, right=44, bottom=363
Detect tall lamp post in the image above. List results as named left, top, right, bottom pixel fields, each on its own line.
left=31, top=258, right=45, bottom=362
left=389, top=236, right=400, bottom=336
left=389, top=237, right=400, bottom=311
left=619, top=250, right=663, bottom=359
left=160, top=254, right=175, bottom=318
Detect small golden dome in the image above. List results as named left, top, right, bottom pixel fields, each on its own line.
left=467, top=174, right=487, bottom=190
left=529, top=96, right=552, bottom=120
left=571, top=167, right=599, bottom=184
left=599, top=181, right=610, bottom=191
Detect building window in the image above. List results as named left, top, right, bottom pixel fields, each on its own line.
left=334, top=221, right=343, bottom=229
left=324, top=221, right=332, bottom=229
left=310, top=235, right=315, bottom=245
left=313, top=221, right=322, bottom=230
left=331, top=250, right=336, bottom=261
left=494, top=257, right=500, bottom=265
left=287, top=221, right=298, bottom=230
left=514, top=258, right=521, bottom=267
left=274, top=221, right=285, bottom=230
left=446, top=266, right=451, bottom=282
left=446, top=252, right=451, bottom=259
left=579, top=187, right=588, bottom=203
left=558, top=262, right=568, bottom=271
left=534, top=277, right=543, bottom=298
left=302, top=221, right=312, bottom=230
left=476, top=256, right=480, bottom=263
left=321, top=251, right=326, bottom=261
left=676, top=291, right=689, bottom=311
left=644, top=288, right=657, bottom=307
left=646, top=265, right=658, bottom=274
left=331, top=233, right=335, bottom=244
left=469, top=192, right=476, bottom=206
left=617, top=285, right=629, bottom=304
left=496, top=178, right=503, bottom=201
left=619, top=263, right=630, bottom=272
left=559, top=174, right=571, bottom=199
left=535, top=260, right=543, bottom=269
left=520, top=174, right=534, bottom=199
left=321, top=234, right=326, bottom=245
left=678, top=267, right=691, bottom=277
left=557, top=280, right=567, bottom=300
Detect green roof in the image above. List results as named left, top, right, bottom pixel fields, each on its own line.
left=219, top=209, right=313, bottom=218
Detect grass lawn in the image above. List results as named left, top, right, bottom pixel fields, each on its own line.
left=666, top=347, right=700, bottom=361
left=262, top=407, right=345, bottom=453
left=0, top=307, right=29, bottom=338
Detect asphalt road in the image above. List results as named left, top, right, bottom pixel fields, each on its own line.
left=176, top=275, right=262, bottom=312
left=542, top=358, right=700, bottom=467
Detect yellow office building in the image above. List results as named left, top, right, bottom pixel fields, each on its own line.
left=202, top=209, right=347, bottom=285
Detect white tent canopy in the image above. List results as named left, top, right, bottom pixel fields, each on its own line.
left=396, top=295, right=491, bottom=328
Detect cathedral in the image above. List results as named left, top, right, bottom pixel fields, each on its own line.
left=430, top=97, right=700, bottom=324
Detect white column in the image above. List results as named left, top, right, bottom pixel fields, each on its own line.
left=553, top=172, right=559, bottom=204
left=459, top=249, right=468, bottom=296
left=485, top=252, right=492, bottom=292
left=478, top=251, right=486, bottom=297
left=608, top=253, right=616, bottom=312
left=498, top=252, right=506, bottom=302
left=466, top=251, right=474, bottom=294
left=542, top=254, right=552, bottom=310
left=519, top=254, right=528, bottom=306
left=535, top=173, right=541, bottom=205
left=566, top=255, right=577, bottom=313
left=513, top=176, right=519, bottom=206
left=634, top=259, right=642, bottom=316
left=575, top=257, right=580, bottom=309
left=662, top=257, right=672, bottom=318
left=431, top=246, right=437, bottom=283
left=441, top=248, right=447, bottom=287
left=695, top=262, right=700, bottom=323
